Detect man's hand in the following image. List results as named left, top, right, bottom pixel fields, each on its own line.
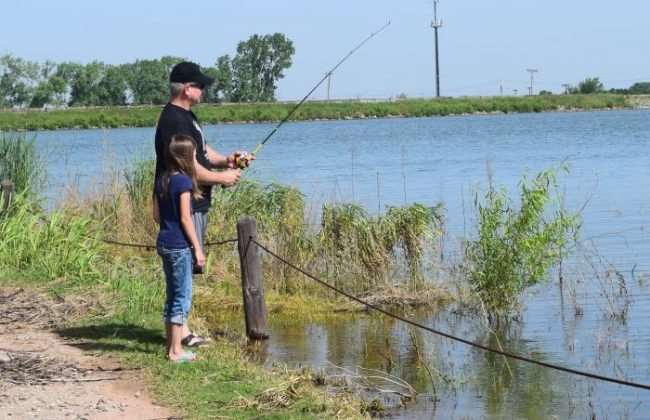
left=220, top=169, right=241, bottom=187
left=227, top=151, right=256, bottom=169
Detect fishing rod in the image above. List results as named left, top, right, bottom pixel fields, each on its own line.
left=233, top=20, right=392, bottom=168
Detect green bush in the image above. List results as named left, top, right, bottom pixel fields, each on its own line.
left=464, top=167, right=580, bottom=319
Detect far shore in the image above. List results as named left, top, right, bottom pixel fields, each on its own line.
left=0, top=94, right=647, bottom=132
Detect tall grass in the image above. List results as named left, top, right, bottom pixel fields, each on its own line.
left=210, top=179, right=312, bottom=293
left=124, top=158, right=155, bottom=214
left=0, top=136, right=445, bottom=308
left=0, top=132, right=44, bottom=198
left=0, top=134, right=102, bottom=286
left=0, top=194, right=103, bottom=285
left=64, top=158, right=443, bottom=297
left=320, top=202, right=443, bottom=293
left=123, top=158, right=156, bottom=237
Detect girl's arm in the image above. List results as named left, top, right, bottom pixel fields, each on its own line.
left=152, top=195, right=160, bottom=224
left=179, top=191, right=205, bottom=268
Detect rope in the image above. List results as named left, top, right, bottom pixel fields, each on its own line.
left=251, top=238, right=650, bottom=391
left=95, top=237, right=238, bottom=250
left=98, top=238, right=155, bottom=250
left=205, top=238, right=239, bottom=248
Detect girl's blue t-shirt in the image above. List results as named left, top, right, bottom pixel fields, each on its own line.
left=156, top=173, right=193, bottom=249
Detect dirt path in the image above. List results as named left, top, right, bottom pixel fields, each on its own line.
left=0, top=288, right=175, bottom=420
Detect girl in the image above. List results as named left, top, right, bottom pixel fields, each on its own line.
left=153, top=134, right=205, bottom=363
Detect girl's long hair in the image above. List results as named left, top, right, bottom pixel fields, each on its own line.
left=159, top=134, right=202, bottom=200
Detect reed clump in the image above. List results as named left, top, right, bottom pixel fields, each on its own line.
left=0, top=132, right=44, bottom=199
left=319, top=202, right=443, bottom=293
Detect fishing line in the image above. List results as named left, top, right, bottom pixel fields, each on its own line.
left=234, top=20, right=391, bottom=167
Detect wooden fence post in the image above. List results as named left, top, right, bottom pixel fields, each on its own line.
left=1, top=180, right=14, bottom=213
left=237, top=216, right=269, bottom=340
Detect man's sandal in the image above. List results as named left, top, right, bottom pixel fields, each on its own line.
left=181, top=332, right=211, bottom=347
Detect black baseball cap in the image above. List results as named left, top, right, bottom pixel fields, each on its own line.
left=169, top=61, right=214, bottom=87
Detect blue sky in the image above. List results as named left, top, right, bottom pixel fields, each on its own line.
left=1, top=0, right=648, bottom=100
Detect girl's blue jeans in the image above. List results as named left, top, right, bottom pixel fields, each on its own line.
left=157, top=246, right=193, bottom=325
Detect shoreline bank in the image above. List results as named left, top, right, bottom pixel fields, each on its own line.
left=0, top=94, right=636, bottom=132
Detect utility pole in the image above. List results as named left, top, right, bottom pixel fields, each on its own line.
left=526, top=68, right=538, bottom=96
left=431, top=0, right=443, bottom=97
left=326, top=72, right=331, bottom=102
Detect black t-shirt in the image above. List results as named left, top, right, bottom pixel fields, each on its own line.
left=155, top=103, right=212, bottom=213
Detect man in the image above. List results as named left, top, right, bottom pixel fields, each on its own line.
left=154, top=61, right=251, bottom=347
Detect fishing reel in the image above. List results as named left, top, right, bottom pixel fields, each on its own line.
left=231, top=151, right=253, bottom=169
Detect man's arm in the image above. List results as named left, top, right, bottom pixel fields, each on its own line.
left=194, top=156, right=241, bottom=187
left=206, top=144, right=229, bottom=169
left=206, top=144, right=255, bottom=169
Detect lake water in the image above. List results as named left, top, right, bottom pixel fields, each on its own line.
left=32, top=109, right=650, bottom=418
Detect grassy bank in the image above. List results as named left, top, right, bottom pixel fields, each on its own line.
left=0, top=191, right=385, bottom=419
left=0, top=132, right=448, bottom=418
left=0, top=94, right=630, bottom=131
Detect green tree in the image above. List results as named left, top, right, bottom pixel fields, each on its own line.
left=67, top=61, right=107, bottom=106
left=204, top=55, right=233, bottom=103
left=570, top=77, right=604, bottom=94
left=230, top=33, right=295, bottom=102
left=0, top=54, right=39, bottom=108
left=124, top=56, right=183, bottom=105
left=29, top=61, right=56, bottom=108
left=628, top=82, right=650, bottom=94
left=96, top=65, right=128, bottom=106
left=47, top=62, right=81, bottom=106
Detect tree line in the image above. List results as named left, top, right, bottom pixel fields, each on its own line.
left=560, top=77, right=650, bottom=95
left=0, top=33, right=295, bottom=109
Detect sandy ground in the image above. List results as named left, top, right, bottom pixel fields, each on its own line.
left=0, top=288, right=175, bottom=420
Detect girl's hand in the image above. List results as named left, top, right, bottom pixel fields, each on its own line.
left=194, top=248, right=206, bottom=269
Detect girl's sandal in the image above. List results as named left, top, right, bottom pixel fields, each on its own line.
left=170, top=351, right=196, bottom=364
